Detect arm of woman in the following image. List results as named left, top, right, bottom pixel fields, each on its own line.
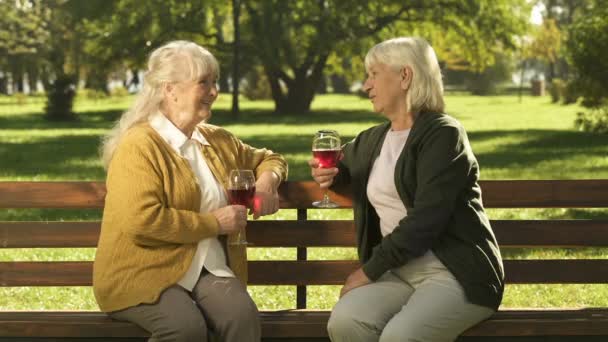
left=232, top=135, right=287, bottom=218
left=362, top=124, right=473, bottom=280
left=106, top=137, right=220, bottom=247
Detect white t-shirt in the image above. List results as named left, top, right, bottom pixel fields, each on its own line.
left=150, top=112, right=234, bottom=292
left=366, top=129, right=410, bottom=236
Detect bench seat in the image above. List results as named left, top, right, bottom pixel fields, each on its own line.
left=2, top=180, right=608, bottom=340
left=2, top=309, right=608, bottom=338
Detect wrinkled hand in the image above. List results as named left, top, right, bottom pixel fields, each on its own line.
left=251, top=171, right=281, bottom=220
left=308, top=159, right=339, bottom=189
left=251, top=188, right=279, bottom=219
left=211, top=205, right=247, bottom=235
left=340, top=267, right=371, bottom=298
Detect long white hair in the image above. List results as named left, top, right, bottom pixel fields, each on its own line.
left=100, top=40, right=219, bottom=169
left=365, top=37, right=444, bottom=114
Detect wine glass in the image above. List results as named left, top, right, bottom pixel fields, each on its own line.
left=227, top=169, right=256, bottom=245
left=312, top=130, right=341, bottom=208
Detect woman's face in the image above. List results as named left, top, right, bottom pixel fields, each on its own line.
left=172, top=74, right=218, bottom=124
left=363, top=63, right=407, bottom=116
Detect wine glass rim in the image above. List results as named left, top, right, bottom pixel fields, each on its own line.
left=317, top=129, right=339, bottom=134
left=231, top=169, right=254, bottom=173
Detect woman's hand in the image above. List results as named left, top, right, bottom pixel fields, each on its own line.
left=308, top=159, right=339, bottom=189
left=251, top=171, right=280, bottom=219
left=340, top=267, right=371, bottom=298
left=211, top=205, right=247, bottom=235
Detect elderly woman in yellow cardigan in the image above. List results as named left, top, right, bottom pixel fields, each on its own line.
left=93, top=40, right=287, bottom=342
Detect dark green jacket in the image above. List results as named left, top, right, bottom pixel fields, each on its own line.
left=333, top=112, right=504, bottom=310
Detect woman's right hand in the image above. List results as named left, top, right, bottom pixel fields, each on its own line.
left=308, top=159, right=339, bottom=189
left=211, top=205, right=247, bottom=235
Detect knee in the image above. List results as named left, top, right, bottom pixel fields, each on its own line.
left=379, top=324, right=446, bottom=342
left=216, top=296, right=260, bottom=335
left=327, top=307, right=356, bottom=337
left=161, top=319, right=207, bottom=342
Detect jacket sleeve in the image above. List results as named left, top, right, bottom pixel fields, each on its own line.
left=331, top=136, right=356, bottom=187
left=362, top=124, right=473, bottom=280
left=106, top=137, right=219, bottom=247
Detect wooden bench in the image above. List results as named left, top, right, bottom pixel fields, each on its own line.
left=1, top=180, right=608, bottom=341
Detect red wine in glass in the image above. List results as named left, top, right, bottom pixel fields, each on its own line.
left=228, top=186, right=256, bottom=207
left=312, top=149, right=340, bottom=168
left=227, top=169, right=256, bottom=245
left=312, top=130, right=341, bottom=208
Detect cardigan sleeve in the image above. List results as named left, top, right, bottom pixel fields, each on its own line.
left=362, top=124, right=473, bottom=280
left=105, top=136, right=220, bottom=247
left=230, top=133, right=288, bottom=182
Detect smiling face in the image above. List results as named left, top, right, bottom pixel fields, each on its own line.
left=163, top=73, right=218, bottom=134
left=174, top=74, right=218, bottom=123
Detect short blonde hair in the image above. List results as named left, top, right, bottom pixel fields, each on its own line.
left=365, top=37, right=444, bottom=114
left=101, top=40, right=219, bottom=169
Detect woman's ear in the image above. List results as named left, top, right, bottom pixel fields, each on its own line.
left=162, top=83, right=177, bottom=103
left=400, top=66, right=413, bottom=91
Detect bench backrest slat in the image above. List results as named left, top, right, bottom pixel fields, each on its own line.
left=2, top=180, right=608, bottom=209
left=2, top=220, right=608, bottom=248
left=2, top=260, right=608, bottom=286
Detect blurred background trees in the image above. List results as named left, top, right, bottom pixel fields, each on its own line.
left=0, top=0, right=606, bottom=128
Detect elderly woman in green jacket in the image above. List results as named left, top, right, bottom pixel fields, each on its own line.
left=309, top=37, right=504, bottom=341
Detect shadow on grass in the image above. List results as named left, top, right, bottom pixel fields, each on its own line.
left=469, top=129, right=608, bottom=176
left=0, top=134, right=105, bottom=179
left=0, top=109, right=123, bottom=130
left=0, top=107, right=382, bottom=130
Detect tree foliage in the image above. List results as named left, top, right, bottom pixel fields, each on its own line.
left=243, top=0, right=530, bottom=113
left=566, top=0, right=608, bottom=107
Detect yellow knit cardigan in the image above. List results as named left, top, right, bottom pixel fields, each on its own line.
left=93, top=123, right=287, bottom=312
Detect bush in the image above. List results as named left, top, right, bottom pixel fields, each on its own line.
left=465, top=53, right=514, bottom=96
left=242, top=66, right=272, bottom=100
left=574, top=105, right=608, bottom=133
left=44, top=75, right=77, bottom=121
left=562, top=81, right=579, bottom=105
left=549, top=78, right=565, bottom=103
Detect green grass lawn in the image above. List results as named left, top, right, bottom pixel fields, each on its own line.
left=1, top=93, right=607, bottom=311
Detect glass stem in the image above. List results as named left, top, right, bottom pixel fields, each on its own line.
left=323, top=190, right=331, bottom=204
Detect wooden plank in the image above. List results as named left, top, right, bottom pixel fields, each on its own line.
left=2, top=180, right=608, bottom=209
left=3, top=260, right=608, bottom=287
left=0, top=311, right=147, bottom=337
left=3, top=219, right=608, bottom=249
left=0, top=182, right=106, bottom=209
left=0, top=222, right=101, bottom=248
left=480, top=179, right=608, bottom=208
left=493, top=220, right=608, bottom=247
left=1, top=310, right=608, bottom=337
left=505, top=259, right=608, bottom=284
left=462, top=309, right=608, bottom=336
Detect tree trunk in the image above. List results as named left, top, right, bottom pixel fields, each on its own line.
left=0, top=75, right=7, bottom=94
left=330, top=74, right=349, bottom=93
left=231, top=0, right=241, bottom=118
left=269, top=54, right=329, bottom=114
left=26, top=63, right=39, bottom=94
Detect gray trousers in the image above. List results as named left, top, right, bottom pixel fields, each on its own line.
left=110, top=270, right=260, bottom=342
left=327, top=252, right=494, bottom=342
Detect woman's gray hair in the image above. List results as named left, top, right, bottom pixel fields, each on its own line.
left=100, top=40, right=219, bottom=169
left=365, top=37, right=444, bottom=114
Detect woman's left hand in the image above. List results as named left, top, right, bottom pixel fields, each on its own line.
left=340, top=267, right=371, bottom=298
left=251, top=171, right=280, bottom=219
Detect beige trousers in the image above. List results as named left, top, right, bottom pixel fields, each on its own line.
left=327, top=252, right=495, bottom=342
left=110, top=269, right=260, bottom=342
